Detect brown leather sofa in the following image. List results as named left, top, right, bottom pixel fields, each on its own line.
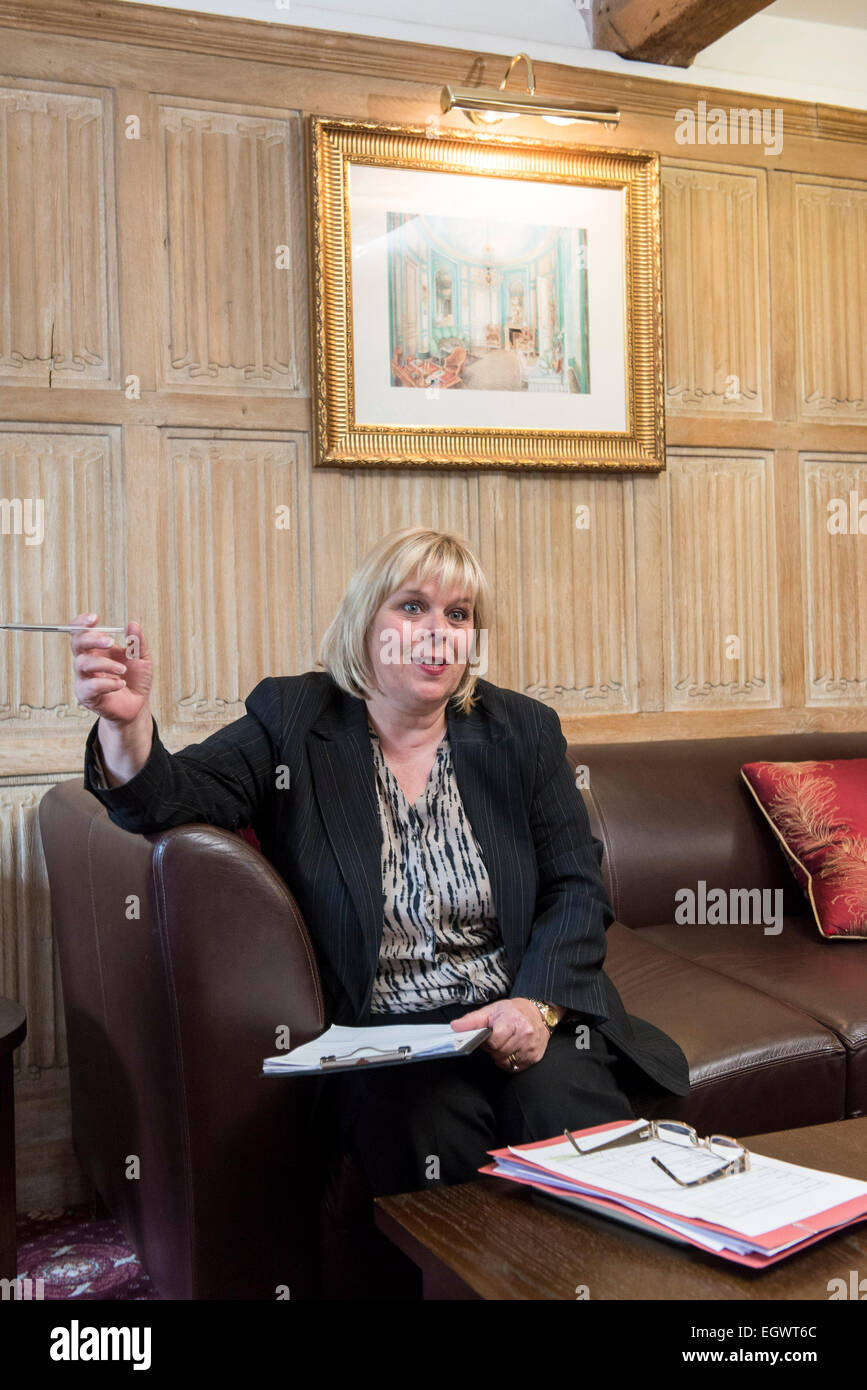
left=585, top=730, right=867, bottom=1134
left=37, top=728, right=867, bottom=1299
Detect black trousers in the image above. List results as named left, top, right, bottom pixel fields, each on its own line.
left=321, top=1000, right=637, bottom=1198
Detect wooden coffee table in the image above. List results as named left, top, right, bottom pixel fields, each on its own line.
left=374, top=1116, right=867, bottom=1300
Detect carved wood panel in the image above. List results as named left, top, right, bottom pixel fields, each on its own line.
left=157, top=101, right=307, bottom=394
left=665, top=450, right=779, bottom=708
left=157, top=431, right=310, bottom=728
left=795, top=178, right=867, bottom=421
left=0, top=426, right=124, bottom=727
left=661, top=161, right=770, bottom=418
left=478, top=473, right=637, bottom=710
left=0, top=81, right=119, bottom=389
left=801, top=452, right=867, bottom=704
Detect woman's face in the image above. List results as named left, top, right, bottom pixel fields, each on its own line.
left=366, top=570, right=476, bottom=713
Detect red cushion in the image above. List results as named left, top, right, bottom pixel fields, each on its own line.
left=741, top=759, right=867, bottom=939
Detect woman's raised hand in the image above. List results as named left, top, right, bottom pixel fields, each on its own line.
left=70, top=613, right=153, bottom=726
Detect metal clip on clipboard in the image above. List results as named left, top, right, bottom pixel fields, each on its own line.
left=319, top=1044, right=413, bottom=1069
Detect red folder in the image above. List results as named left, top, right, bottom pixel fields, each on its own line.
left=479, top=1119, right=867, bottom=1269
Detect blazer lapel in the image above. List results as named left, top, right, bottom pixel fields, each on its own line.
left=306, top=686, right=383, bottom=1018
left=445, top=695, right=534, bottom=976
left=306, top=676, right=531, bottom=1017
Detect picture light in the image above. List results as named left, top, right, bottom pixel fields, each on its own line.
left=441, top=53, right=620, bottom=129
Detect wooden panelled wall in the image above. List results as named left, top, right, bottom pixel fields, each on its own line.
left=0, top=0, right=865, bottom=1206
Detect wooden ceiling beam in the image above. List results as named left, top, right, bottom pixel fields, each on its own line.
left=593, top=0, right=777, bottom=68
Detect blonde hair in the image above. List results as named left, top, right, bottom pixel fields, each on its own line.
left=318, top=527, right=491, bottom=715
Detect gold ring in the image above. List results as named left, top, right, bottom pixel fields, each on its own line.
left=508, top=1053, right=520, bottom=1071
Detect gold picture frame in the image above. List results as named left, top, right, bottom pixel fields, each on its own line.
left=308, top=115, right=665, bottom=472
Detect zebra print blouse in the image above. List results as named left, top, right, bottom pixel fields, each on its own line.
left=367, top=719, right=515, bottom=1014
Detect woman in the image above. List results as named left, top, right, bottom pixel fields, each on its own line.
left=73, top=526, right=690, bottom=1205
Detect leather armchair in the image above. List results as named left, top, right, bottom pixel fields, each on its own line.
left=38, top=780, right=325, bottom=1299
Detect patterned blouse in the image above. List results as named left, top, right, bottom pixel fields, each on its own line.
left=367, top=719, right=515, bottom=1014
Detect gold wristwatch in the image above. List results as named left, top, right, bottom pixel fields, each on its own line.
left=528, top=999, right=559, bottom=1032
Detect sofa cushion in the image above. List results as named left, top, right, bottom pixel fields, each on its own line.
left=602, top=922, right=846, bottom=1133
left=639, top=917, right=867, bottom=1118
left=741, top=758, right=867, bottom=939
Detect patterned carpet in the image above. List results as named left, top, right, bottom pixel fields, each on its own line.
left=15, top=1203, right=158, bottom=1300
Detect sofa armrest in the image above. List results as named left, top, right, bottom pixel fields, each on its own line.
left=148, top=825, right=325, bottom=1298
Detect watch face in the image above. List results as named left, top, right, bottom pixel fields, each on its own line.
left=536, top=1002, right=556, bottom=1029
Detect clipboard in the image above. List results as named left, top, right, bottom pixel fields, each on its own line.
left=260, top=1025, right=491, bottom=1077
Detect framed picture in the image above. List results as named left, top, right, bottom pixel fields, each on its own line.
left=308, top=116, right=664, bottom=472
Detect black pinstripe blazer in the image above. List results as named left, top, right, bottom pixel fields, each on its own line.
left=83, top=670, right=690, bottom=1096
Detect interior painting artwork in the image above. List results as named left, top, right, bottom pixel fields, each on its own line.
left=311, top=117, right=665, bottom=471
left=386, top=211, right=590, bottom=396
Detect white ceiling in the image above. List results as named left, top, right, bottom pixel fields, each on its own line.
left=767, top=0, right=867, bottom=28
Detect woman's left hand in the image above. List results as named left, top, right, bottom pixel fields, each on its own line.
left=450, top=998, right=551, bottom=1072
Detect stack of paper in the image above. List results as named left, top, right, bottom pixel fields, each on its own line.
left=480, top=1119, right=867, bottom=1268
left=262, top=1022, right=490, bottom=1075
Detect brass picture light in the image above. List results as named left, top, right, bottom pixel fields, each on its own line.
left=441, top=53, right=620, bottom=129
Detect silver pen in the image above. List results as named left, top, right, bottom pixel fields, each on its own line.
left=0, top=623, right=127, bottom=634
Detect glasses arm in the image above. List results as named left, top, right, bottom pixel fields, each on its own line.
left=652, top=1152, right=749, bottom=1187
left=564, top=1126, right=651, bottom=1155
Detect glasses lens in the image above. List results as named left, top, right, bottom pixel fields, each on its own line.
left=709, top=1137, right=743, bottom=1160
left=656, top=1148, right=733, bottom=1185
left=656, top=1122, right=696, bottom=1148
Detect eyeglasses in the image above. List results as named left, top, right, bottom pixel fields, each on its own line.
left=564, top=1120, right=751, bottom=1188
